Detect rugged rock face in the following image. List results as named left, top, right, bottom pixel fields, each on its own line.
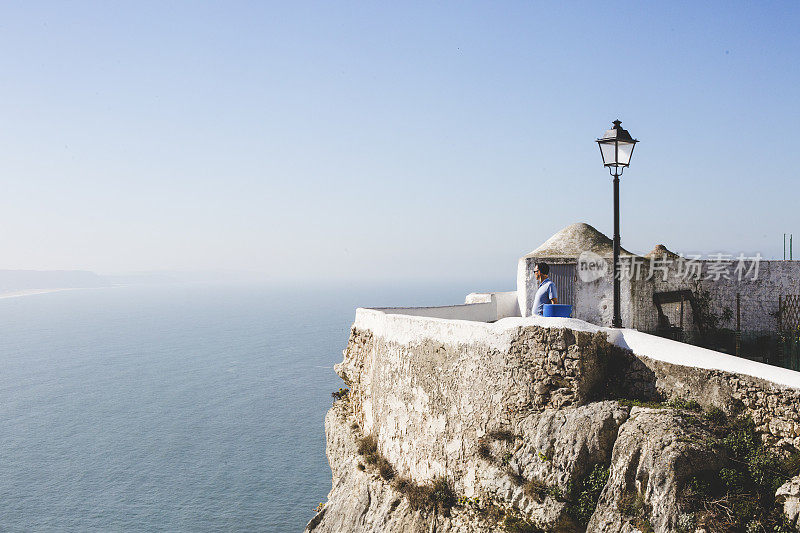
left=308, top=314, right=800, bottom=532
left=308, top=403, right=502, bottom=533
left=471, top=401, right=630, bottom=531
left=308, top=400, right=742, bottom=533
left=308, top=400, right=633, bottom=532
left=587, top=407, right=726, bottom=532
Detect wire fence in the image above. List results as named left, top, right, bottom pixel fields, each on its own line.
left=642, top=328, right=800, bottom=371
left=631, top=290, right=800, bottom=372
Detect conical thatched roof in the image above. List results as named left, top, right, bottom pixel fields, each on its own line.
left=645, top=244, right=680, bottom=260
left=522, top=222, right=635, bottom=259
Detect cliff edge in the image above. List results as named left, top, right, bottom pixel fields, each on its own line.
left=307, top=310, right=800, bottom=532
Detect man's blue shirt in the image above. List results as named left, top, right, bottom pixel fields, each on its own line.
left=532, top=278, right=557, bottom=316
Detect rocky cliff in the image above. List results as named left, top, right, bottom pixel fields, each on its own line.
left=307, top=310, right=800, bottom=532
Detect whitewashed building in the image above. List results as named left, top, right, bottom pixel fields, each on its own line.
left=517, top=222, right=800, bottom=336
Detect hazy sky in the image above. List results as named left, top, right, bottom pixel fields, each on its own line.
left=0, top=2, right=798, bottom=284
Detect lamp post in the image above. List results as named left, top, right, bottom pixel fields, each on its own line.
left=596, top=120, right=638, bottom=328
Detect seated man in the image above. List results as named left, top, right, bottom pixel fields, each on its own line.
left=532, top=262, right=558, bottom=316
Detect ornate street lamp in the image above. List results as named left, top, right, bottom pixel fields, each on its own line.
left=596, top=120, right=638, bottom=328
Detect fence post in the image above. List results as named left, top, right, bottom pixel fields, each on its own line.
left=778, top=295, right=784, bottom=366
left=735, top=293, right=741, bottom=357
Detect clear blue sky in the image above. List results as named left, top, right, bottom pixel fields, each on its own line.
left=0, top=2, right=797, bottom=284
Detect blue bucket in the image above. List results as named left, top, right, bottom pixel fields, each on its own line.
left=543, top=304, right=572, bottom=318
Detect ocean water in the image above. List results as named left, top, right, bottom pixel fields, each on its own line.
left=0, top=282, right=486, bottom=532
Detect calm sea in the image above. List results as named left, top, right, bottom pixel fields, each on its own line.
left=0, top=282, right=489, bottom=532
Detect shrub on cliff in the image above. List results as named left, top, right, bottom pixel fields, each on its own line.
left=567, top=463, right=610, bottom=527
left=617, top=490, right=653, bottom=533
left=501, top=512, right=543, bottom=533
left=488, top=429, right=517, bottom=443
left=377, top=456, right=394, bottom=481
left=354, top=432, right=395, bottom=480
left=678, top=413, right=800, bottom=531
left=393, top=476, right=455, bottom=516
left=523, top=479, right=548, bottom=503
left=356, top=435, right=377, bottom=457
left=477, top=441, right=492, bottom=460
left=331, top=387, right=349, bottom=403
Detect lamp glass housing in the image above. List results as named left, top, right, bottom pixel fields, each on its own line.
left=597, top=120, right=638, bottom=169
left=616, top=140, right=635, bottom=166
left=599, top=141, right=616, bottom=166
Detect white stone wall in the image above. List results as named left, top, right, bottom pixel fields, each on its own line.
left=340, top=310, right=800, bottom=472
left=336, top=311, right=610, bottom=491
left=628, top=259, right=800, bottom=332
left=465, top=291, right=520, bottom=320
left=373, top=292, right=521, bottom=324
left=520, top=255, right=800, bottom=332
left=376, top=302, right=497, bottom=322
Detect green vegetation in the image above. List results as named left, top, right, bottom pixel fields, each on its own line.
left=467, top=403, right=798, bottom=531
left=702, top=406, right=727, bottom=425
left=783, top=453, right=800, bottom=476
left=566, top=463, right=610, bottom=527
left=692, top=284, right=734, bottom=332
left=618, top=490, right=653, bottom=532
left=548, top=486, right=565, bottom=501
left=618, top=397, right=703, bottom=411
left=457, top=495, right=480, bottom=507
left=459, top=495, right=548, bottom=532
left=679, top=413, right=800, bottom=532
left=331, top=387, right=349, bottom=403
left=471, top=432, right=610, bottom=528
left=522, top=477, right=565, bottom=504
left=501, top=512, right=544, bottom=533
left=666, top=398, right=702, bottom=411
left=463, top=497, right=544, bottom=533
left=617, top=398, right=669, bottom=409
left=537, top=450, right=551, bottom=462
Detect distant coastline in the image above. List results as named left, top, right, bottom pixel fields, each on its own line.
left=0, top=270, right=108, bottom=298
left=0, top=270, right=262, bottom=299
left=0, top=288, right=83, bottom=299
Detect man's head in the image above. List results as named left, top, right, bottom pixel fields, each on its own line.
left=534, top=262, right=549, bottom=283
